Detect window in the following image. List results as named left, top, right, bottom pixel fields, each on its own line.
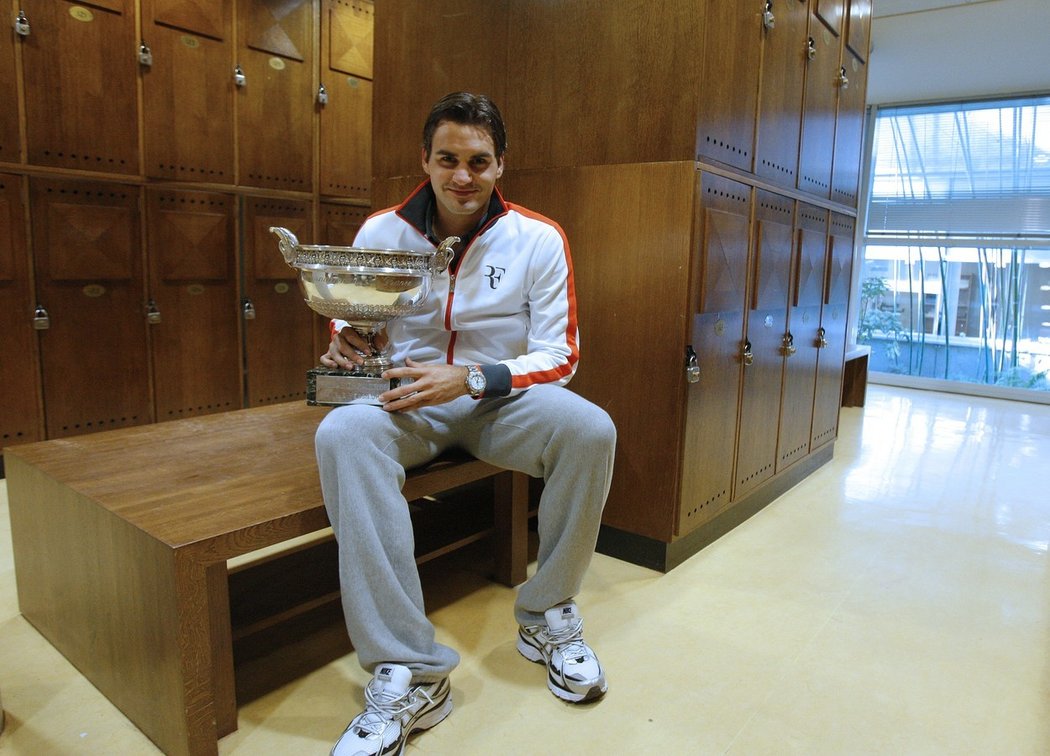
left=857, top=96, right=1050, bottom=395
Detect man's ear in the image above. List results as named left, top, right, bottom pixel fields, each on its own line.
left=421, top=148, right=430, bottom=175
left=496, top=157, right=504, bottom=179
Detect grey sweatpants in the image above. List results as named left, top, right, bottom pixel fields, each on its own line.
left=314, top=384, right=616, bottom=682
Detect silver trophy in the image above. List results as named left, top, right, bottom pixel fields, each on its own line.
left=271, top=227, right=457, bottom=406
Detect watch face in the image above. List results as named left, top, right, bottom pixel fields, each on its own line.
left=467, top=367, right=485, bottom=395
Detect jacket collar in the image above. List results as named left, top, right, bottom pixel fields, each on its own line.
left=395, top=180, right=509, bottom=246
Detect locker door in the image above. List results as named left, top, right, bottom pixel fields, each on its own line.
left=755, top=0, right=808, bottom=189
left=0, top=175, right=43, bottom=447
left=695, top=1, right=762, bottom=172
left=847, top=0, right=872, bottom=61
left=0, top=14, right=19, bottom=163
left=797, top=11, right=841, bottom=198
left=831, top=51, right=868, bottom=207
left=21, top=0, right=138, bottom=175
left=242, top=196, right=315, bottom=406
left=29, top=178, right=151, bottom=438
left=815, top=0, right=846, bottom=36
left=146, top=189, right=241, bottom=420
left=811, top=212, right=854, bottom=450
left=679, top=173, right=751, bottom=533
left=777, top=203, right=826, bottom=472
left=237, top=0, right=315, bottom=192
left=734, top=190, right=792, bottom=500
left=141, top=0, right=235, bottom=183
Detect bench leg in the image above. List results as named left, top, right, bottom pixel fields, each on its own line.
left=493, top=471, right=529, bottom=586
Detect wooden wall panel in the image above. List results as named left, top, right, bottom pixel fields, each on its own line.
left=242, top=196, right=315, bottom=406
left=831, top=51, right=868, bottom=207
left=21, top=0, right=138, bottom=175
left=755, top=0, right=809, bottom=188
left=0, top=15, right=20, bottom=164
left=237, top=0, right=314, bottom=192
left=146, top=189, right=241, bottom=420
left=320, top=76, right=372, bottom=198
left=142, top=22, right=235, bottom=183
left=373, top=0, right=507, bottom=179
left=695, top=1, right=761, bottom=171
left=0, top=175, right=43, bottom=447
left=29, top=178, right=150, bottom=438
left=797, top=15, right=841, bottom=198
left=320, top=202, right=370, bottom=244
left=148, top=0, right=228, bottom=39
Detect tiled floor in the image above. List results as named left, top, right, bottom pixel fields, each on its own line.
left=1, top=385, right=1048, bottom=754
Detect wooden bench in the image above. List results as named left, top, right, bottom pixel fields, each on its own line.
left=841, top=344, right=872, bottom=407
left=4, top=401, right=529, bottom=756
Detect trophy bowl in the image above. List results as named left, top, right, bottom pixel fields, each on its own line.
left=271, top=227, right=456, bottom=406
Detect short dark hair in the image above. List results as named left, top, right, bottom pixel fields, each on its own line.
left=422, top=92, right=508, bottom=160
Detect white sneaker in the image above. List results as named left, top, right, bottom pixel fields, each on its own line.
left=517, top=602, right=607, bottom=703
left=331, top=663, right=452, bottom=756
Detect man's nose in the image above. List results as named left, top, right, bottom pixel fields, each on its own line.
left=451, top=166, right=471, bottom=184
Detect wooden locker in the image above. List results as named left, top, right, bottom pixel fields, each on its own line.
left=321, top=201, right=370, bottom=244
left=755, top=0, right=809, bottom=188
left=678, top=173, right=752, bottom=534
left=141, top=0, right=235, bottom=183
left=695, top=1, right=762, bottom=172
left=847, top=0, right=873, bottom=61
left=798, top=11, right=842, bottom=198
left=0, top=15, right=20, bottom=164
left=831, top=51, right=868, bottom=207
left=777, top=203, right=827, bottom=472
left=734, top=190, right=793, bottom=499
left=29, top=178, right=151, bottom=438
left=320, top=0, right=373, bottom=198
left=0, top=174, right=43, bottom=448
left=237, top=0, right=314, bottom=192
left=815, top=0, right=846, bottom=36
left=811, top=212, right=854, bottom=449
left=242, top=196, right=315, bottom=406
left=21, top=0, right=138, bottom=175
left=145, top=189, right=241, bottom=420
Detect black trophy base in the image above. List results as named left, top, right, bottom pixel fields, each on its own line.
left=306, top=367, right=399, bottom=406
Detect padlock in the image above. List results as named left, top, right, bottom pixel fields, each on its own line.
left=234, top=64, right=246, bottom=87
left=139, top=41, right=153, bottom=67
left=14, top=10, right=30, bottom=37
left=146, top=300, right=162, bottom=324
left=806, top=37, right=817, bottom=61
left=32, top=305, right=50, bottom=330
left=318, top=83, right=329, bottom=105
left=242, top=299, right=256, bottom=320
left=685, top=346, right=700, bottom=384
left=763, top=0, right=775, bottom=30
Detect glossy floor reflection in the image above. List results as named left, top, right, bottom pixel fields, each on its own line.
left=1, top=385, right=1048, bottom=754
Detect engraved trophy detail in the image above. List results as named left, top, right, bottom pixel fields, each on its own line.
left=271, top=227, right=457, bottom=406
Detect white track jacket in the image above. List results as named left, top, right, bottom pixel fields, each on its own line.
left=334, top=181, right=580, bottom=398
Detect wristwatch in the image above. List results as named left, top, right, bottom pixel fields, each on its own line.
left=465, top=364, right=486, bottom=399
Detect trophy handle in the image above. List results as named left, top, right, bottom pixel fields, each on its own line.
left=434, top=235, right=460, bottom=273
left=270, top=226, right=300, bottom=265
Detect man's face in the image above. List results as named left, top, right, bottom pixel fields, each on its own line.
left=422, top=121, right=504, bottom=233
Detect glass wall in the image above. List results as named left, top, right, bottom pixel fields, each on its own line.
left=857, top=96, right=1050, bottom=393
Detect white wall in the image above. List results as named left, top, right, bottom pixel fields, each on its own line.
left=867, top=0, right=1050, bottom=105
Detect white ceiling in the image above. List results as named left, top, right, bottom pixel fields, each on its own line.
left=873, top=0, right=997, bottom=17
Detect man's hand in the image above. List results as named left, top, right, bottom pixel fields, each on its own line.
left=319, top=326, right=388, bottom=369
left=379, top=358, right=469, bottom=411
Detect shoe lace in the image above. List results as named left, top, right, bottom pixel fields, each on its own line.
left=354, top=680, right=435, bottom=738
left=546, top=618, right=590, bottom=660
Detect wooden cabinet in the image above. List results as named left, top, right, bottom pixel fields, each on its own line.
left=21, top=0, right=139, bottom=175
left=0, top=175, right=42, bottom=449
left=376, top=0, right=871, bottom=569
left=1, top=1, right=373, bottom=453
left=29, top=178, right=151, bottom=438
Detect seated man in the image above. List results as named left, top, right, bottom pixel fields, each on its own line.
left=315, top=91, right=616, bottom=756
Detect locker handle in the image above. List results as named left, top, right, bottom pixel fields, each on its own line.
left=806, top=37, right=817, bottom=61
left=146, top=300, right=161, bottom=325
left=139, top=40, right=153, bottom=67
left=242, top=299, right=256, bottom=320
left=14, top=10, right=29, bottom=37
left=742, top=340, right=754, bottom=366
left=685, top=346, right=700, bottom=384
left=838, top=67, right=850, bottom=90
left=781, top=332, right=797, bottom=357
left=816, top=327, right=828, bottom=349
left=234, top=64, right=246, bottom=88
left=317, top=83, right=329, bottom=106
left=32, top=305, right=50, bottom=330
left=763, top=0, right=775, bottom=31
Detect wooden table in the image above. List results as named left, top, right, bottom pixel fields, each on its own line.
left=5, top=402, right=528, bottom=756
